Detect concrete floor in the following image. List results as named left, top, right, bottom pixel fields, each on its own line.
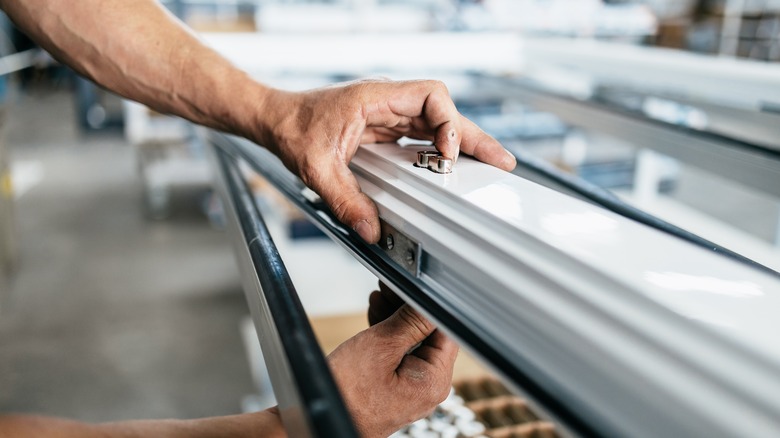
left=0, top=88, right=254, bottom=422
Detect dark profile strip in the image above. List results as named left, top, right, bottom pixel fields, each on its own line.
left=214, top=146, right=359, bottom=438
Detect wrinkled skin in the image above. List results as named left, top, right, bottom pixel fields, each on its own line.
left=329, top=283, right=458, bottom=437
left=258, top=80, right=517, bottom=242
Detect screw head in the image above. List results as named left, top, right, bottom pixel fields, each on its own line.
left=386, top=234, right=394, bottom=250
left=405, top=249, right=415, bottom=263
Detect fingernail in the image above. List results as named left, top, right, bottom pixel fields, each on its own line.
left=354, top=220, right=373, bottom=242
left=503, top=149, right=516, bottom=170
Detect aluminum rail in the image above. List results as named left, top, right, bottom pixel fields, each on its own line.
left=209, top=132, right=780, bottom=438
left=476, top=76, right=780, bottom=198
left=211, top=145, right=359, bottom=438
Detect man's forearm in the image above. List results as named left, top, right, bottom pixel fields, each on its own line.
left=0, top=0, right=269, bottom=142
left=0, top=410, right=285, bottom=438
left=0, top=0, right=516, bottom=245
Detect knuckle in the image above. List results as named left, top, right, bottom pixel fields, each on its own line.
left=347, top=82, right=364, bottom=97
left=428, top=80, right=449, bottom=95
left=419, top=407, right=437, bottom=421
left=397, top=306, right=432, bottom=339
left=433, top=381, right=451, bottom=405
left=348, top=81, right=372, bottom=98
left=419, top=379, right=446, bottom=408
left=467, top=133, right=492, bottom=158
left=329, top=190, right=356, bottom=221
left=298, top=158, right=320, bottom=189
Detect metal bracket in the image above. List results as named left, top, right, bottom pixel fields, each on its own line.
left=415, top=150, right=453, bottom=174
left=379, top=220, right=421, bottom=277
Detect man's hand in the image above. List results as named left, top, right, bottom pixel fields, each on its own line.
left=0, top=284, right=454, bottom=438
left=327, top=283, right=458, bottom=438
left=256, top=80, right=517, bottom=243
left=1, top=0, right=514, bottom=244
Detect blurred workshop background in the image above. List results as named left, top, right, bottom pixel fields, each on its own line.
left=0, top=0, right=779, bottom=436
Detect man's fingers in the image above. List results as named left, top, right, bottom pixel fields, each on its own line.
left=459, top=116, right=516, bottom=171
left=369, top=80, right=461, bottom=160
left=377, top=305, right=437, bottom=355
left=367, top=291, right=386, bottom=326
left=433, top=120, right=460, bottom=162
left=308, top=163, right=380, bottom=243
left=421, top=83, right=461, bottom=161
left=411, top=332, right=459, bottom=369
left=378, top=281, right=404, bottom=304
left=368, top=290, right=399, bottom=326
left=368, top=282, right=406, bottom=325
left=368, top=291, right=397, bottom=326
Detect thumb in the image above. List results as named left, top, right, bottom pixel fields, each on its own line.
left=308, top=162, right=380, bottom=243
left=376, top=305, right=437, bottom=354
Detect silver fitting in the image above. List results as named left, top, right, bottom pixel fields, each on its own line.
left=428, top=156, right=453, bottom=174
left=415, top=150, right=453, bottom=174
left=415, top=150, right=440, bottom=168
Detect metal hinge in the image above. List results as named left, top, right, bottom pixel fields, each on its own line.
left=378, top=219, right=421, bottom=277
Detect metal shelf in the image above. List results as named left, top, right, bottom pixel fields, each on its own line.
left=475, top=75, right=780, bottom=199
